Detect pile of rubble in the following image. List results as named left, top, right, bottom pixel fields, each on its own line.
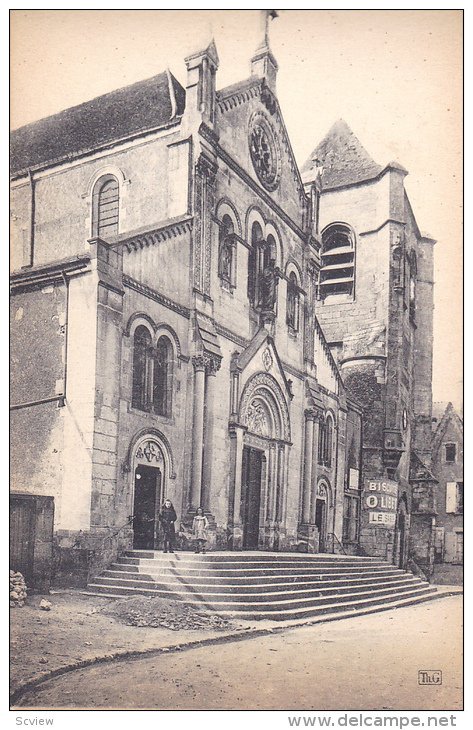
left=103, top=595, right=234, bottom=632
left=10, top=571, right=27, bottom=607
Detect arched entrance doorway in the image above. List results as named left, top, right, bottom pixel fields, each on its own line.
left=230, top=372, right=291, bottom=551
left=312, top=480, right=331, bottom=553
left=393, top=496, right=409, bottom=568
left=130, top=435, right=173, bottom=550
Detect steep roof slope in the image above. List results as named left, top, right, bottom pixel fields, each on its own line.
left=301, top=119, right=384, bottom=189
left=10, top=71, right=185, bottom=176
left=432, top=402, right=463, bottom=455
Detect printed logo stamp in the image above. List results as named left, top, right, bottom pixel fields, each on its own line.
left=418, top=670, right=443, bottom=685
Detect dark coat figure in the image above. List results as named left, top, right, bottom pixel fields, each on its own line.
left=159, top=499, right=177, bottom=553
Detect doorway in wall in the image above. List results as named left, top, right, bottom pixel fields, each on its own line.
left=133, top=465, right=161, bottom=549
left=241, top=446, right=264, bottom=549
left=315, top=498, right=326, bottom=552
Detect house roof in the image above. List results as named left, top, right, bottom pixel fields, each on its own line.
left=432, top=402, right=463, bottom=454
left=10, top=71, right=185, bottom=176
left=301, top=119, right=384, bottom=190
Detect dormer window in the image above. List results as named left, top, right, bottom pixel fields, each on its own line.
left=319, top=224, right=355, bottom=300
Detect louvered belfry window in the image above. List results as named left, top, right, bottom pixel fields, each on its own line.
left=319, top=224, right=355, bottom=299
left=97, top=177, right=119, bottom=238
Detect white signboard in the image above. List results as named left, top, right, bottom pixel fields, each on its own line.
left=363, top=479, right=398, bottom=529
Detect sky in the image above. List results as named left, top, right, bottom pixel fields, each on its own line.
left=10, top=9, right=463, bottom=410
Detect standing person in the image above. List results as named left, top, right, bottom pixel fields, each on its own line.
left=158, top=499, right=177, bottom=553
left=192, top=507, right=209, bottom=554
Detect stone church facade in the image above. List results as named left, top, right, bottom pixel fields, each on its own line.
left=10, top=36, right=434, bottom=585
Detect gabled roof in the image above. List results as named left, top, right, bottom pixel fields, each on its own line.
left=10, top=71, right=185, bottom=176
left=409, top=451, right=438, bottom=483
left=301, top=119, right=384, bottom=190
left=432, top=402, right=463, bottom=455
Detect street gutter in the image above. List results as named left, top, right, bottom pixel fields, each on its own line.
left=11, top=587, right=461, bottom=707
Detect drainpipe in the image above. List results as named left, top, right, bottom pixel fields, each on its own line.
left=27, top=168, right=35, bottom=267
left=61, top=272, right=70, bottom=401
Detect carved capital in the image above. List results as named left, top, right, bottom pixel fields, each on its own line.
left=192, top=355, right=207, bottom=372
left=204, top=353, right=222, bottom=376
left=196, top=154, right=218, bottom=185
left=305, top=407, right=324, bottom=423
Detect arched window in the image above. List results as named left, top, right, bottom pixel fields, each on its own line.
left=319, top=224, right=355, bottom=299
left=248, top=221, right=263, bottom=305
left=132, top=326, right=152, bottom=410
left=91, top=175, right=119, bottom=239
left=218, top=214, right=235, bottom=286
left=286, top=271, right=300, bottom=331
left=153, top=336, right=173, bottom=417
left=318, top=415, right=334, bottom=467
left=318, top=420, right=326, bottom=465
left=132, top=327, right=174, bottom=416
left=324, top=416, right=333, bottom=467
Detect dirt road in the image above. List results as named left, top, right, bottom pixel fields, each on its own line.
left=16, top=596, right=462, bottom=711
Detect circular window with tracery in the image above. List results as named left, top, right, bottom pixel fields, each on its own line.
left=249, top=114, right=281, bottom=191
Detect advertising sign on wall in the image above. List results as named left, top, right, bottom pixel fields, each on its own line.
left=363, top=479, right=398, bottom=527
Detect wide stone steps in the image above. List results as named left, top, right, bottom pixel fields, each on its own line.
left=89, top=576, right=424, bottom=603
left=87, top=550, right=437, bottom=621
left=100, top=569, right=415, bottom=594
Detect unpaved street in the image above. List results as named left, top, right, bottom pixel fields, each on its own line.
left=16, top=596, right=462, bottom=711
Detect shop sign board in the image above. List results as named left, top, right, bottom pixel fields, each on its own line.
left=363, top=479, right=398, bottom=528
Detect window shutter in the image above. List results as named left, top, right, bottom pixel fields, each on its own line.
left=446, top=482, right=457, bottom=513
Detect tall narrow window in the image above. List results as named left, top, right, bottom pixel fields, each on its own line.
left=286, top=272, right=299, bottom=331
left=248, top=222, right=263, bottom=305
left=153, top=336, right=173, bottom=417
left=324, top=416, right=333, bottom=467
left=97, top=177, right=119, bottom=238
left=319, top=224, right=355, bottom=299
left=132, top=326, right=152, bottom=410
left=318, top=421, right=326, bottom=465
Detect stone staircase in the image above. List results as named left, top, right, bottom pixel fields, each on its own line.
left=86, top=551, right=437, bottom=622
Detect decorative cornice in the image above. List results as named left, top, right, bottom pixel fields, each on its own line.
left=114, top=216, right=193, bottom=253
left=217, top=79, right=263, bottom=112
left=122, top=275, right=191, bottom=319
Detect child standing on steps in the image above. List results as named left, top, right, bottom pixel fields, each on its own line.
left=192, top=507, right=209, bottom=553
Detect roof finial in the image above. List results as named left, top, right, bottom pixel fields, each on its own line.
left=259, top=9, right=278, bottom=48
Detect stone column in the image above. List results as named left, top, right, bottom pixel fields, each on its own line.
left=301, top=410, right=315, bottom=524
left=298, top=408, right=322, bottom=552
left=190, top=355, right=206, bottom=509
left=228, top=424, right=245, bottom=549
left=201, top=355, right=220, bottom=511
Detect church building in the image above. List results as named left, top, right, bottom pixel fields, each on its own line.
left=10, top=31, right=434, bottom=587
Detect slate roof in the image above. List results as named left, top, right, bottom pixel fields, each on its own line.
left=301, top=119, right=384, bottom=190
left=10, top=71, right=185, bottom=176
